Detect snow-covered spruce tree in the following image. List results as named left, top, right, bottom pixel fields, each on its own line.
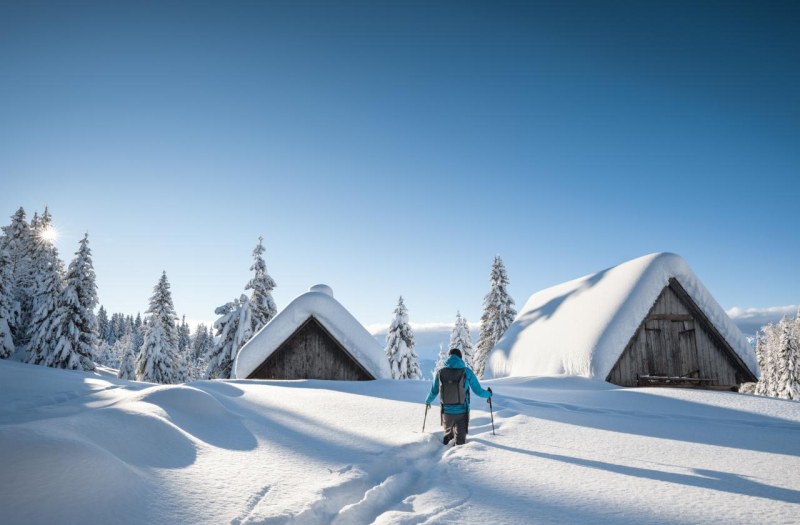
left=192, top=323, right=211, bottom=359
left=147, top=271, right=179, bottom=349
left=177, top=314, right=192, bottom=379
left=1, top=207, right=32, bottom=346
left=136, top=314, right=177, bottom=383
left=0, top=244, right=15, bottom=359
left=107, top=312, right=127, bottom=345
left=136, top=272, right=182, bottom=383
left=96, top=306, right=110, bottom=344
left=753, top=329, right=769, bottom=396
left=205, top=294, right=252, bottom=379
left=246, top=236, right=277, bottom=334
left=449, top=311, right=475, bottom=369
left=117, top=334, right=137, bottom=380
left=385, top=296, right=421, bottom=379
left=762, top=323, right=781, bottom=397
left=178, top=315, right=191, bottom=353
left=132, top=313, right=144, bottom=349
left=774, top=317, right=800, bottom=400
left=27, top=221, right=65, bottom=365
left=94, top=341, right=112, bottom=367
left=43, top=234, right=98, bottom=371
left=474, top=255, right=517, bottom=378
left=432, top=343, right=448, bottom=380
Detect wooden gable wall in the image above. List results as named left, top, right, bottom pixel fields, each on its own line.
left=248, top=317, right=374, bottom=381
left=606, top=279, right=756, bottom=389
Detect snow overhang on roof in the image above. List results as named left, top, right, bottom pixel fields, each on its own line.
left=486, top=252, right=758, bottom=380
left=233, top=285, right=391, bottom=380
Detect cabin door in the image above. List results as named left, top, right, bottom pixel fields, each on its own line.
left=644, top=319, right=698, bottom=378
left=675, top=320, right=699, bottom=377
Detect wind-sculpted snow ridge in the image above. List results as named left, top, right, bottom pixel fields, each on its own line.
left=1, top=360, right=799, bottom=524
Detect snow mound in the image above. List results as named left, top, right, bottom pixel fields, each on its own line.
left=486, top=252, right=758, bottom=380
left=127, top=384, right=258, bottom=450
left=234, top=289, right=391, bottom=379
left=309, top=283, right=334, bottom=297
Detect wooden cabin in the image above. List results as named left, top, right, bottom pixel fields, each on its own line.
left=233, top=284, right=390, bottom=381
left=247, top=317, right=374, bottom=380
left=606, top=278, right=756, bottom=389
left=486, top=253, right=759, bottom=389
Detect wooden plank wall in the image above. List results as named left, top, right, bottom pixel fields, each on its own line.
left=607, top=285, right=743, bottom=387
left=249, top=318, right=373, bottom=380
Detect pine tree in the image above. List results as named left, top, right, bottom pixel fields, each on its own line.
left=117, top=334, right=137, bottom=380
left=132, top=313, right=144, bottom=349
left=42, top=234, right=98, bottom=370
left=147, top=271, right=179, bottom=349
left=96, top=306, right=110, bottom=344
left=475, top=255, right=517, bottom=378
left=775, top=316, right=800, bottom=400
left=94, top=341, right=113, bottom=367
left=754, top=329, right=769, bottom=396
left=136, top=314, right=176, bottom=383
left=205, top=294, right=252, bottom=379
left=449, top=311, right=475, bottom=369
left=175, top=315, right=192, bottom=382
left=113, top=312, right=127, bottom=342
left=136, top=273, right=181, bottom=383
left=0, top=244, right=15, bottom=359
left=1, top=207, right=32, bottom=346
left=246, top=236, right=277, bottom=334
left=384, top=297, right=421, bottom=379
left=192, top=323, right=212, bottom=359
left=28, top=217, right=65, bottom=365
left=763, top=323, right=781, bottom=397
left=432, top=343, right=448, bottom=380
left=178, top=315, right=191, bottom=353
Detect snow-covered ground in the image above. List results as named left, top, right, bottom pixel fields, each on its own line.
left=1, top=360, right=799, bottom=524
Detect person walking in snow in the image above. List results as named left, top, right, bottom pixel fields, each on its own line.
left=425, top=348, right=492, bottom=445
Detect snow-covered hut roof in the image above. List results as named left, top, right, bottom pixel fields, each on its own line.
left=486, top=253, right=758, bottom=380
left=234, top=285, right=391, bottom=380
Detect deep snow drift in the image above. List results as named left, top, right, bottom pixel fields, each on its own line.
left=1, top=360, right=799, bottom=524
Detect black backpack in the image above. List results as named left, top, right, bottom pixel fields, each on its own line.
left=438, top=368, right=466, bottom=405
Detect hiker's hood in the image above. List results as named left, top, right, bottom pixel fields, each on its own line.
left=445, top=355, right=465, bottom=368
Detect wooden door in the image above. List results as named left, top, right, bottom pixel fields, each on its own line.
left=644, top=320, right=663, bottom=376
left=676, top=320, right=699, bottom=377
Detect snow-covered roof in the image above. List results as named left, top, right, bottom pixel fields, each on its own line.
left=486, top=253, right=758, bottom=380
left=234, top=285, right=391, bottom=380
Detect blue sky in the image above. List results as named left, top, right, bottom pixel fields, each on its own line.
left=1, top=1, right=798, bottom=327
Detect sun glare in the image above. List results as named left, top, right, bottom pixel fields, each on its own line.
left=40, top=226, right=58, bottom=243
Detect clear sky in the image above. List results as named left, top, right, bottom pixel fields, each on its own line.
left=1, top=1, right=798, bottom=328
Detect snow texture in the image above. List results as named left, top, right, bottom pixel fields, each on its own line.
left=487, top=252, right=758, bottom=380
left=1, top=359, right=799, bottom=524
left=234, top=285, right=391, bottom=379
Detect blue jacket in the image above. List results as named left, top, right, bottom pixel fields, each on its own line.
left=425, top=355, right=492, bottom=414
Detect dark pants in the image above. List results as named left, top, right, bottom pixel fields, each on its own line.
left=442, top=411, right=469, bottom=445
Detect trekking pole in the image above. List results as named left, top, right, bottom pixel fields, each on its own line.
left=422, top=404, right=430, bottom=433
left=487, top=388, right=496, bottom=436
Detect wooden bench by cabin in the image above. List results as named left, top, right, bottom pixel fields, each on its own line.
left=637, top=374, right=713, bottom=388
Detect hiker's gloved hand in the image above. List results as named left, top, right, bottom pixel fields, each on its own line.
left=487, top=387, right=493, bottom=398
left=426, top=403, right=431, bottom=409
